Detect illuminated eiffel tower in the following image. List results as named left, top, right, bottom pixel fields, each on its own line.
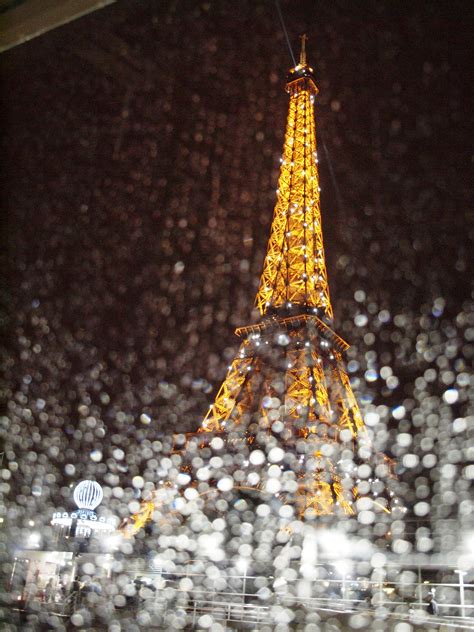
left=127, top=39, right=396, bottom=534
left=179, top=37, right=397, bottom=519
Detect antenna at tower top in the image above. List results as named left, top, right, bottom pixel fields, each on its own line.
left=299, top=34, right=308, bottom=66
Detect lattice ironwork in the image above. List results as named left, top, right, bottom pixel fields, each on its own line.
left=255, top=65, right=332, bottom=320
left=198, top=322, right=360, bottom=444
left=126, top=41, right=397, bottom=532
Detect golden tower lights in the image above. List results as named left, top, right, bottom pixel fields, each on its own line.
left=191, top=39, right=384, bottom=518
left=126, top=39, right=396, bottom=533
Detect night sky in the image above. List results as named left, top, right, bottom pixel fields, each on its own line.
left=1, top=1, right=472, bottom=545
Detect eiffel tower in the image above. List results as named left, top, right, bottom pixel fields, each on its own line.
left=128, top=39, right=395, bottom=534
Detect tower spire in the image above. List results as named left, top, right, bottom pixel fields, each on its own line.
left=255, top=39, right=333, bottom=321
left=299, top=33, right=307, bottom=66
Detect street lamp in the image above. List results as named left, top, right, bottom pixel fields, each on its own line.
left=334, top=560, right=350, bottom=602
left=454, top=569, right=467, bottom=618
left=237, top=558, right=249, bottom=604
left=27, top=532, right=41, bottom=549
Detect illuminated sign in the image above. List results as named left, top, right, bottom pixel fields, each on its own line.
left=51, top=480, right=115, bottom=537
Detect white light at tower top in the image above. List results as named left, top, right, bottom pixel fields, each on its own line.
left=73, top=480, right=103, bottom=511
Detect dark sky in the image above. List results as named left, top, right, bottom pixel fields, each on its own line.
left=1, top=0, right=471, bottom=514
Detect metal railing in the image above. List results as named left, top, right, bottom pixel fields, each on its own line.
left=8, top=572, right=473, bottom=627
